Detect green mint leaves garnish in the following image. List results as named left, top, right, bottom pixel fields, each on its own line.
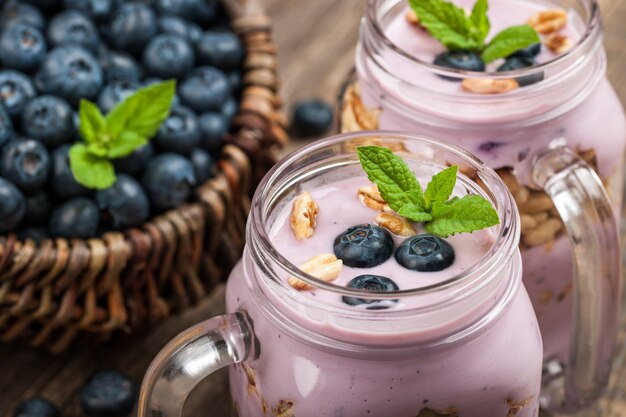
left=356, top=146, right=499, bottom=237
left=408, top=0, right=540, bottom=63
left=69, top=80, right=176, bottom=189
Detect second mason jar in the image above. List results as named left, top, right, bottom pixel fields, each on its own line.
left=340, top=0, right=624, bottom=412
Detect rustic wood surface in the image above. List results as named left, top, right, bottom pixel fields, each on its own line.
left=1, top=0, right=626, bottom=416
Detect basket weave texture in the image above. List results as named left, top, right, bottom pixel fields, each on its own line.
left=0, top=0, right=286, bottom=353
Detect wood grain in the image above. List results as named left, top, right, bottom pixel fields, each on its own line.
left=1, top=0, right=625, bottom=416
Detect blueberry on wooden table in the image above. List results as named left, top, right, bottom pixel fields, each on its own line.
left=395, top=234, right=455, bottom=272
left=342, top=274, right=399, bottom=310
left=291, top=99, right=333, bottom=137
left=13, top=397, right=59, bottom=417
left=80, top=370, right=137, bottom=417
left=334, top=224, right=395, bottom=268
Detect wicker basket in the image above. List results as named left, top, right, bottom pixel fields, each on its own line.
left=0, top=0, right=287, bottom=353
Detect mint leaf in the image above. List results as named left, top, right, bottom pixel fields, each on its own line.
left=481, top=25, right=540, bottom=63
left=397, top=203, right=433, bottom=222
left=424, top=165, right=458, bottom=208
left=425, top=195, right=500, bottom=237
left=107, top=130, right=148, bottom=159
left=356, top=146, right=426, bottom=212
left=470, top=0, right=490, bottom=44
left=86, top=142, right=108, bottom=157
left=408, top=0, right=482, bottom=50
left=106, top=80, right=176, bottom=139
left=69, top=144, right=116, bottom=189
left=79, top=99, right=106, bottom=144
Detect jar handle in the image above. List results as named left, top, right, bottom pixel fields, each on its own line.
left=531, top=146, right=620, bottom=412
left=137, top=311, right=257, bottom=417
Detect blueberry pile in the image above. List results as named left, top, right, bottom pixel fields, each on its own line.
left=333, top=225, right=456, bottom=309
left=0, top=0, right=243, bottom=239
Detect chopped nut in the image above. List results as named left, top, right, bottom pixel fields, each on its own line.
left=375, top=213, right=416, bottom=236
left=341, top=83, right=380, bottom=132
left=290, top=191, right=319, bottom=240
left=273, top=400, right=295, bottom=417
left=358, top=185, right=389, bottom=211
left=527, top=9, right=567, bottom=34
left=519, top=192, right=554, bottom=214
left=531, top=212, right=549, bottom=223
left=288, top=254, right=343, bottom=290
left=405, top=10, right=420, bottom=25
left=512, top=186, right=530, bottom=205
left=522, top=218, right=562, bottom=246
left=416, top=407, right=459, bottom=417
left=545, top=33, right=573, bottom=53
left=497, top=169, right=521, bottom=194
left=520, top=214, right=537, bottom=233
left=506, top=396, right=533, bottom=417
left=462, top=78, right=519, bottom=94
left=539, top=290, right=553, bottom=304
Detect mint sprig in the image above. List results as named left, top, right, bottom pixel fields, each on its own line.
left=69, top=80, right=176, bottom=189
left=408, top=0, right=540, bottom=63
left=356, top=146, right=499, bottom=237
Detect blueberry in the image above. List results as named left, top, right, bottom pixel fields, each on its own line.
left=221, top=97, right=238, bottom=122
left=292, top=99, right=333, bottom=137
left=179, top=67, right=231, bottom=113
left=433, top=50, right=485, bottom=73
left=157, top=15, right=202, bottom=43
left=0, top=176, right=25, bottom=233
left=497, top=57, right=544, bottom=87
left=80, top=371, right=137, bottom=417
left=99, top=50, right=141, bottom=83
left=155, top=0, right=219, bottom=26
left=22, top=95, right=75, bottom=148
left=195, top=32, right=244, bottom=72
left=97, top=81, right=139, bottom=113
left=227, top=71, right=241, bottom=94
left=47, top=10, right=100, bottom=52
left=0, top=2, right=45, bottom=31
left=113, top=143, right=154, bottom=177
left=62, top=0, right=120, bottom=22
left=395, top=234, right=455, bottom=272
left=96, top=175, right=150, bottom=229
left=0, top=139, right=50, bottom=193
left=20, top=0, right=59, bottom=14
left=155, top=106, right=200, bottom=155
left=190, top=147, right=213, bottom=183
left=51, top=144, right=89, bottom=198
left=36, top=45, right=103, bottom=106
left=141, top=153, right=196, bottom=211
left=333, top=224, right=394, bottom=268
left=0, top=106, right=14, bottom=148
left=0, top=23, right=47, bottom=73
left=198, top=112, right=227, bottom=153
left=0, top=70, right=36, bottom=118
left=105, top=2, right=157, bottom=55
left=25, top=190, right=51, bottom=225
left=341, top=275, right=399, bottom=310
left=18, top=226, right=49, bottom=244
left=143, top=34, right=195, bottom=80
left=49, top=197, right=99, bottom=238
left=510, top=43, right=541, bottom=58
left=13, top=397, right=59, bottom=417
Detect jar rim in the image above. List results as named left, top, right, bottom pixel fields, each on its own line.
left=365, top=0, right=602, bottom=81
left=247, top=131, right=520, bottom=310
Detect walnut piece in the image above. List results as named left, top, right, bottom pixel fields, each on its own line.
left=273, top=399, right=295, bottom=417
left=358, top=185, right=389, bottom=211
left=290, top=191, right=319, bottom=240
left=527, top=9, right=567, bottom=34
left=461, top=78, right=519, bottom=94
left=506, top=396, right=533, bottom=417
left=544, top=33, right=573, bottom=54
left=288, top=254, right=343, bottom=291
left=375, top=213, right=416, bottom=236
left=341, top=82, right=381, bottom=132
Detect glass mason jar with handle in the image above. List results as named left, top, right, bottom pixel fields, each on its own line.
left=339, top=0, right=623, bottom=412
left=138, top=132, right=544, bottom=417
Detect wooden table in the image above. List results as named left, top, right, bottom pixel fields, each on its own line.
left=2, top=0, right=626, bottom=416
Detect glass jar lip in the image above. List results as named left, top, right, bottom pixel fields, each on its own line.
left=365, top=0, right=601, bottom=80
left=248, top=131, right=520, bottom=302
